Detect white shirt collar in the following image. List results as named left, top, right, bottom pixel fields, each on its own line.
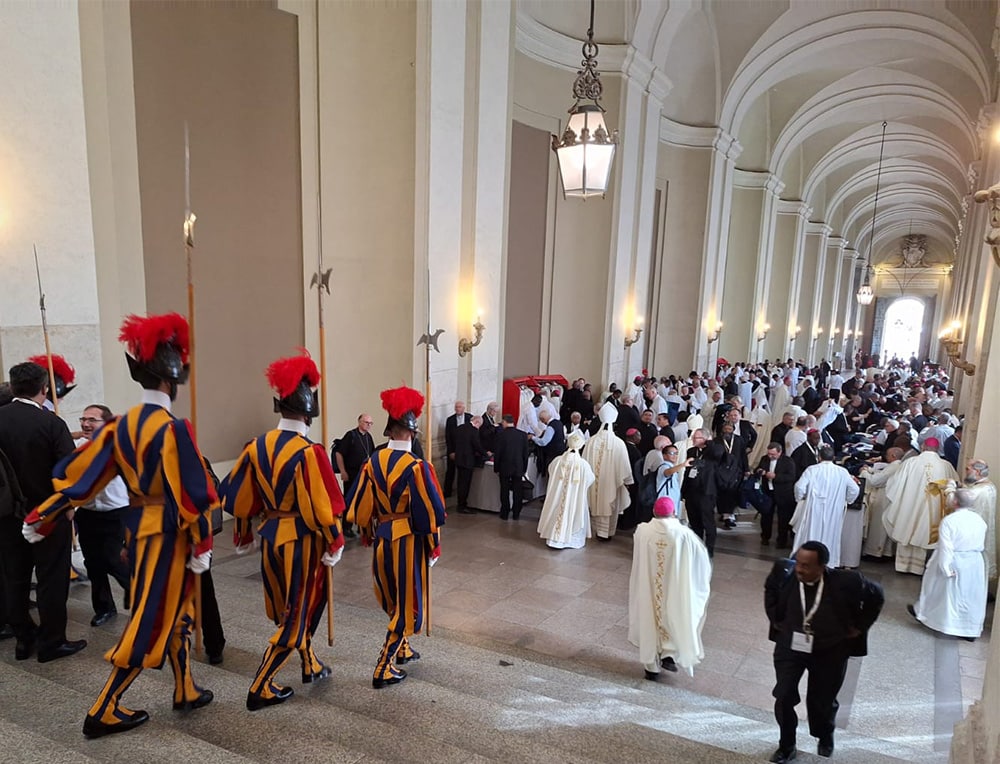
left=142, top=389, right=172, bottom=411
left=277, top=417, right=310, bottom=436
left=388, top=438, right=412, bottom=452
left=12, top=397, right=43, bottom=410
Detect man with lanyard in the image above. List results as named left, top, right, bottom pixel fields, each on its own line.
left=345, top=386, right=446, bottom=688
left=221, top=350, right=345, bottom=710
left=681, top=428, right=719, bottom=556
left=764, top=541, right=884, bottom=762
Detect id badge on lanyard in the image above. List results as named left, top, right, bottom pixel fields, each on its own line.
left=793, top=576, right=824, bottom=654
left=791, top=631, right=813, bottom=653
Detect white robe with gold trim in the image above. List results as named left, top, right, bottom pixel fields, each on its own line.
left=536, top=450, right=595, bottom=549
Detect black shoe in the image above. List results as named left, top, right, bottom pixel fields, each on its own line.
left=173, top=689, right=213, bottom=711
left=38, top=639, right=87, bottom=663
left=961, top=636, right=977, bottom=642
left=512, top=514, right=521, bottom=521
left=817, top=740, right=834, bottom=757
left=499, top=514, right=509, bottom=521
left=91, top=611, right=117, bottom=627
left=769, top=747, right=797, bottom=763
left=457, top=507, right=476, bottom=514
left=14, top=641, right=34, bottom=661
left=761, top=537, right=770, bottom=546
left=207, top=650, right=224, bottom=665
left=302, top=664, right=332, bottom=683
left=343, top=527, right=358, bottom=539
left=644, top=670, right=658, bottom=681
left=907, top=603, right=918, bottom=620
left=396, top=650, right=421, bottom=665
left=372, top=669, right=407, bottom=689
left=246, top=686, right=294, bottom=711
left=661, top=656, right=678, bottom=673
left=83, top=709, right=149, bottom=739
left=0, top=625, right=14, bottom=641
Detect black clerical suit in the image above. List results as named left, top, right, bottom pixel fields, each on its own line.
left=479, top=412, right=499, bottom=456
left=770, top=422, right=791, bottom=448
left=682, top=445, right=718, bottom=556
left=752, top=454, right=797, bottom=545
left=454, top=422, right=485, bottom=511
left=493, top=426, right=528, bottom=520
left=715, top=434, right=748, bottom=519
left=764, top=560, right=884, bottom=754
left=791, top=441, right=821, bottom=480
left=335, top=426, right=376, bottom=496
left=802, top=386, right=821, bottom=415
left=0, top=400, right=76, bottom=656
left=444, top=411, right=471, bottom=497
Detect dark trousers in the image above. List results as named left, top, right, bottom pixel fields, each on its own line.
left=0, top=516, right=71, bottom=651
left=716, top=487, right=740, bottom=517
left=684, top=494, right=717, bottom=555
left=498, top=473, right=523, bottom=519
left=75, top=508, right=129, bottom=615
left=444, top=456, right=457, bottom=497
left=456, top=467, right=474, bottom=509
left=199, top=569, right=225, bottom=657
left=772, top=644, right=849, bottom=750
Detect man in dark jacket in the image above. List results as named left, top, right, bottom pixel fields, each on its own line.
left=444, top=401, right=471, bottom=498
left=0, top=362, right=86, bottom=663
left=454, top=416, right=485, bottom=514
left=791, top=429, right=822, bottom=480
left=493, top=416, right=528, bottom=520
left=751, top=443, right=797, bottom=547
left=681, top=428, right=719, bottom=556
left=764, top=541, right=884, bottom=763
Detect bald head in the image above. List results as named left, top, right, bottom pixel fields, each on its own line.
left=885, top=447, right=904, bottom=463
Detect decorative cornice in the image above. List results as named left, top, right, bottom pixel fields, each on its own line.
left=776, top=200, right=812, bottom=218
left=732, top=170, right=785, bottom=196
left=827, top=236, right=848, bottom=251
left=844, top=248, right=860, bottom=261
left=622, top=47, right=673, bottom=103
left=659, top=118, right=742, bottom=160
left=805, top=222, right=833, bottom=236
left=515, top=13, right=627, bottom=74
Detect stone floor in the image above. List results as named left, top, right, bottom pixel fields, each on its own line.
left=0, top=500, right=990, bottom=763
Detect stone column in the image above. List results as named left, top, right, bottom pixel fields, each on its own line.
left=837, top=251, right=860, bottom=367
left=720, top=171, right=784, bottom=364
left=771, top=201, right=811, bottom=362
left=794, top=223, right=831, bottom=362
left=821, top=236, right=846, bottom=364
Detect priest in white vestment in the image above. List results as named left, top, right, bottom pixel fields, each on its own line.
left=517, top=388, right=541, bottom=435
left=583, top=402, right=633, bottom=539
left=791, top=446, right=860, bottom=569
left=954, top=459, right=997, bottom=585
left=747, top=386, right=773, bottom=468
left=860, top=448, right=903, bottom=559
left=628, top=497, right=712, bottom=678
left=910, top=491, right=988, bottom=640
left=883, top=439, right=958, bottom=574
left=536, top=431, right=595, bottom=549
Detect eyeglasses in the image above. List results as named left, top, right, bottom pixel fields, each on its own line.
left=79, top=417, right=103, bottom=425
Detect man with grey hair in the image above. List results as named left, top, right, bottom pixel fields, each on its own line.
left=791, top=445, right=860, bottom=568
left=909, top=488, right=987, bottom=640
left=954, top=459, right=996, bottom=586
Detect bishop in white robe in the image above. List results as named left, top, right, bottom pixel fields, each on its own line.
left=583, top=402, right=633, bottom=539
left=911, top=501, right=987, bottom=640
left=791, top=452, right=860, bottom=569
left=628, top=497, right=712, bottom=678
left=955, top=460, right=997, bottom=584
left=860, top=451, right=903, bottom=559
left=536, top=431, right=595, bottom=550
left=883, top=442, right=958, bottom=574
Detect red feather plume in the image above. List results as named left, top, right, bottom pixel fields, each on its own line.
left=265, top=349, right=320, bottom=399
left=118, top=313, right=190, bottom=363
left=27, top=354, right=75, bottom=384
left=380, top=386, right=424, bottom=420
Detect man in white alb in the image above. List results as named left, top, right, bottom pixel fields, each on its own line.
left=859, top=448, right=903, bottom=560
left=791, top=445, right=860, bottom=569
left=582, top=402, right=633, bottom=540
left=536, top=431, right=595, bottom=550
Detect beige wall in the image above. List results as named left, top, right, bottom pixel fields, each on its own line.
left=0, top=2, right=103, bottom=425
left=764, top=212, right=797, bottom=360
left=650, top=144, right=712, bottom=373
left=130, top=1, right=303, bottom=459
left=719, top=187, right=763, bottom=361
left=504, top=120, right=548, bottom=377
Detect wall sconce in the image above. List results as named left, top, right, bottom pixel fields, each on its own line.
left=756, top=323, right=771, bottom=342
left=458, top=314, right=485, bottom=357
left=832, top=327, right=840, bottom=337
left=938, top=322, right=975, bottom=375
left=707, top=322, right=723, bottom=344
left=624, top=316, right=644, bottom=348
left=812, top=327, right=823, bottom=343
left=845, top=329, right=853, bottom=339
left=788, top=325, right=801, bottom=343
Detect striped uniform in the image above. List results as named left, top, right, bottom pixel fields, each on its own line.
left=29, top=401, right=216, bottom=725
left=346, top=444, right=445, bottom=681
left=221, top=426, right=344, bottom=700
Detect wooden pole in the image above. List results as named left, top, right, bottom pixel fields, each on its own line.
left=183, top=123, right=203, bottom=655
left=33, top=246, right=60, bottom=415
left=326, top=565, right=334, bottom=646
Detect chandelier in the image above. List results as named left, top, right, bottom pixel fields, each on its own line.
left=551, top=0, right=619, bottom=199
left=857, top=121, right=888, bottom=305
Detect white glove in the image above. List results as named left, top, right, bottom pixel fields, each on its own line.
left=429, top=554, right=439, bottom=568
left=186, top=549, right=212, bottom=574
left=234, top=537, right=258, bottom=556
left=21, top=522, right=44, bottom=544
left=321, top=547, right=343, bottom=567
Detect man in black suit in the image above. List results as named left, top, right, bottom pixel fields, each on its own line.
left=655, top=412, right=676, bottom=444
left=751, top=443, right=797, bottom=547
left=0, top=362, right=86, bottom=663
left=493, top=415, right=528, bottom=520
left=682, top=428, right=719, bottom=556
left=770, top=411, right=794, bottom=449
left=764, top=541, right=884, bottom=763
left=791, top=429, right=822, bottom=480
left=334, top=412, right=376, bottom=536
left=444, top=401, right=470, bottom=498
left=802, top=379, right=821, bottom=415
left=637, top=410, right=659, bottom=456
left=454, top=416, right=485, bottom=514
left=479, top=402, right=500, bottom=455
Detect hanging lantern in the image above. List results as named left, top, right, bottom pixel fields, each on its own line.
left=857, top=122, right=887, bottom=305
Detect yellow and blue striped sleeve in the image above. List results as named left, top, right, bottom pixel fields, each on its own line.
left=160, top=418, right=218, bottom=554
left=298, top=443, right=345, bottom=550
left=220, top=441, right=262, bottom=546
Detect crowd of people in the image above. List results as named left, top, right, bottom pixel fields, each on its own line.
left=0, top=337, right=995, bottom=761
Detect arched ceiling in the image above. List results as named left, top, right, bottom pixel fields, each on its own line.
left=517, top=0, right=998, bottom=268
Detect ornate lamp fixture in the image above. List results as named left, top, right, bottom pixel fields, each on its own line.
left=624, top=316, right=643, bottom=348
left=857, top=121, right=888, bottom=306
left=551, top=0, right=619, bottom=199
left=707, top=322, right=723, bottom=344
left=458, top=314, right=485, bottom=357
